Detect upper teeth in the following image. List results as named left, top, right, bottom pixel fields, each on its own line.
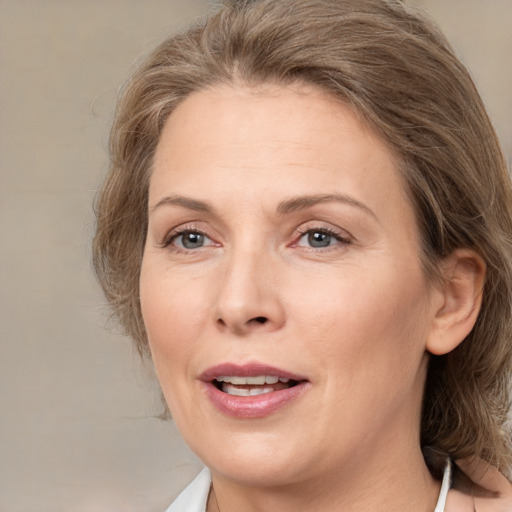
left=215, top=375, right=289, bottom=385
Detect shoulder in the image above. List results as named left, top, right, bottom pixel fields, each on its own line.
left=446, top=458, right=512, bottom=512
left=164, top=467, right=212, bottom=512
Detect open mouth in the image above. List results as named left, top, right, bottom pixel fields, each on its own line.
left=213, top=375, right=299, bottom=396
left=201, top=365, right=309, bottom=417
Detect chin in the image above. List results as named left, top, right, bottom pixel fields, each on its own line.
left=192, top=431, right=308, bottom=486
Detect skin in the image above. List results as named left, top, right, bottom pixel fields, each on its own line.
left=140, top=83, right=484, bottom=511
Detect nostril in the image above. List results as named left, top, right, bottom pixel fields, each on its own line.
left=215, top=314, right=272, bottom=331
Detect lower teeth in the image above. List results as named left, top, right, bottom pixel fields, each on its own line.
left=222, top=384, right=275, bottom=396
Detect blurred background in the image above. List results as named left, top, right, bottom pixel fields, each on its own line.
left=0, top=1, right=510, bottom=510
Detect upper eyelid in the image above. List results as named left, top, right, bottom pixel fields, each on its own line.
left=296, top=225, right=347, bottom=236
left=294, top=230, right=352, bottom=249
left=293, top=222, right=353, bottom=240
left=148, top=204, right=227, bottom=236
left=161, top=223, right=214, bottom=247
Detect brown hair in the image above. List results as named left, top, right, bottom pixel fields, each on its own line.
left=93, top=0, right=512, bottom=474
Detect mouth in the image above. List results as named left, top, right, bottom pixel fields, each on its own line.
left=200, top=363, right=309, bottom=418
left=213, top=375, right=299, bottom=396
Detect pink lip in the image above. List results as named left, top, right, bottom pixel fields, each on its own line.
left=199, top=362, right=310, bottom=419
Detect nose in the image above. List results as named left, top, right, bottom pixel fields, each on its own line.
left=214, top=248, right=286, bottom=336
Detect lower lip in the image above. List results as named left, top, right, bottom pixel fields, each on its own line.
left=202, top=381, right=310, bottom=419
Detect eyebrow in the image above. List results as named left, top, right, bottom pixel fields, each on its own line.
left=277, top=193, right=377, bottom=219
left=150, top=195, right=213, bottom=214
left=150, top=193, right=376, bottom=219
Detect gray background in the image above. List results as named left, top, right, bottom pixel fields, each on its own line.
left=1, top=1, right=510, bottom=510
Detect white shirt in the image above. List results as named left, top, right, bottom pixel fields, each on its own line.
left=166, top=462, right=452, bottom=512
left=165, top=468, right=211, bottom=512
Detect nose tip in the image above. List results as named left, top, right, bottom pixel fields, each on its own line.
left=213, top=257, right=285, bottom=336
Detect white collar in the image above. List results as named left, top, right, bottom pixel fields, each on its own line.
left=165, top=467, right=211, bottom=512
left=434, top=459, right=452, bottom=512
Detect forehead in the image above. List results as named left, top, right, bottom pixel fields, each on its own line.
left=150, top=83, right=413, bottom=229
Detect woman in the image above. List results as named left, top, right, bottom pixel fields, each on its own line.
left=93, top=0, right=512, bottom=510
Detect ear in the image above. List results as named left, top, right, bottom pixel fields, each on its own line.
left=426, top=249, right=486, bottom=356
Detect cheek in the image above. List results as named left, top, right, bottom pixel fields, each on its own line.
left=293, top=264, right=432, bottom=376
left=139, top=269, right=210, bottom=427
left=140, top=266, right=208, bottom=375
left=299, top=272, right=432, bottom=441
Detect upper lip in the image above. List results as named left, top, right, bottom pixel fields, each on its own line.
left=199, top=362, right=308, bottom=383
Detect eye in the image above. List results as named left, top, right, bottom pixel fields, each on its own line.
left=296, top=228, right=350, bottom=249
left=168, top=230, right=214, bottom=250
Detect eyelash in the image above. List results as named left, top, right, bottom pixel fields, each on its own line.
left=161, top=225, right=215, bottom=251
left=160, top=224, right=352, bottom=252
left=293, top=226, right=352, bottom=249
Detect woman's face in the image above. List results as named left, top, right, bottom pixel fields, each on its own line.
left=140, top=84, right=441, bottom=487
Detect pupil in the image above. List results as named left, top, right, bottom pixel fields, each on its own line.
left=308, top=231, right=331, bottom=247
left=183, top=232, right=204, bottom=248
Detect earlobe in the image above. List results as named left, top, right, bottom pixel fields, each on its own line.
left=426, top=249, right=486, bottom=356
